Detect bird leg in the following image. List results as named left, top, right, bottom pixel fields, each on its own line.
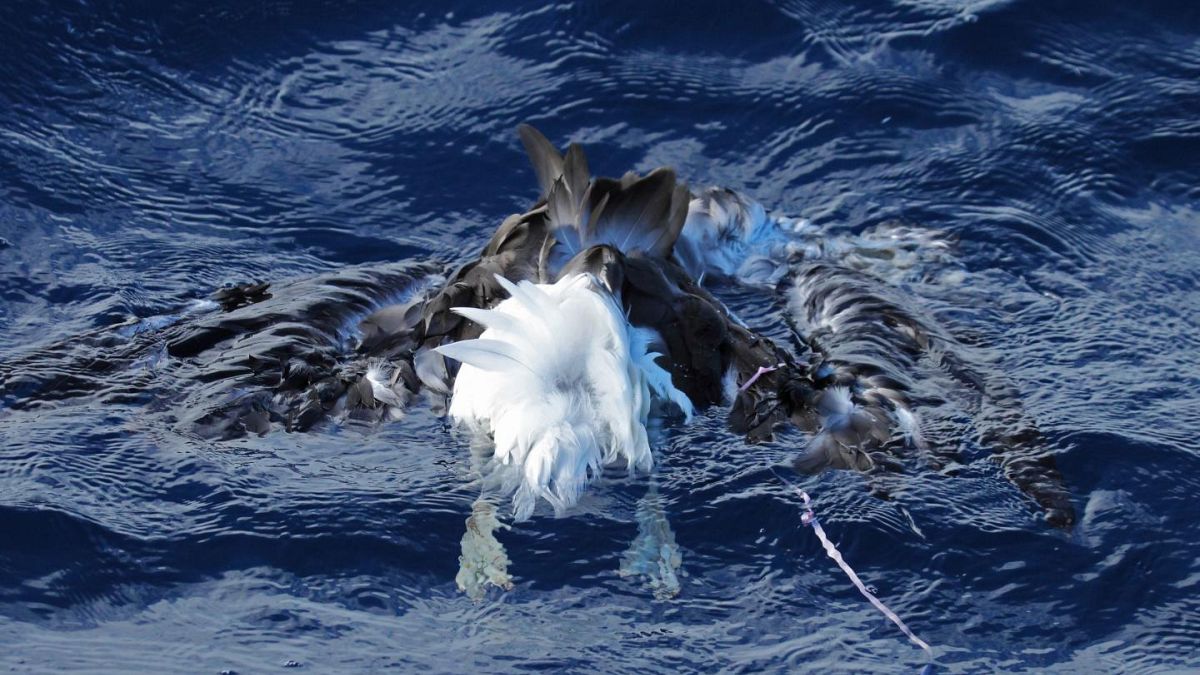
left=455, top=438, right=517, bottom=599
left=619, top=476, right=683, bottom=599
left=455, top=497, right=514, bottom=600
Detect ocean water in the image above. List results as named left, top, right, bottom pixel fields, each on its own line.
left=1, top=1, right=1198, bottom=672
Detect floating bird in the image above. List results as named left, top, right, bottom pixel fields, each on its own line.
left=0, top=124, right=1076, bottom=603
left=405, top=125, right=935, bottom=525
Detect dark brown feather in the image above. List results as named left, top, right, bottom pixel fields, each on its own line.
left=517, top=124, right=564, bottom=197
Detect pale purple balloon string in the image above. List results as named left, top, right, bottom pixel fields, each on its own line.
left=738, top=362, right=785, bottom=393
left=770, top=467, right=934, bottom=659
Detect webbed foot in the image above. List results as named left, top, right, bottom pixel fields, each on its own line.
left=456, top=500, right=514, bottom=599
left=619, top=489, right=683, bottom=599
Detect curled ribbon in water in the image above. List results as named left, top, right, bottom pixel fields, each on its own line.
left=770, top=466, right=935, bottom=670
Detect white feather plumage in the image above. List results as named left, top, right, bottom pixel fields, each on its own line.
left=893, top=406, right=924, bottom=449
left=436, top=273, right=693, bottom=520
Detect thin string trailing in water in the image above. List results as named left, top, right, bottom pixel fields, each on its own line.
left=769, top=465, right=934, bottom=660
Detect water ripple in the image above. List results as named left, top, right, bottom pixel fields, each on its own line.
left=2, top=0, right=1199, bottom=672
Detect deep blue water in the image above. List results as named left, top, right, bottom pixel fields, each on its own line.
left=1, top=0, right=1199, bottom=672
